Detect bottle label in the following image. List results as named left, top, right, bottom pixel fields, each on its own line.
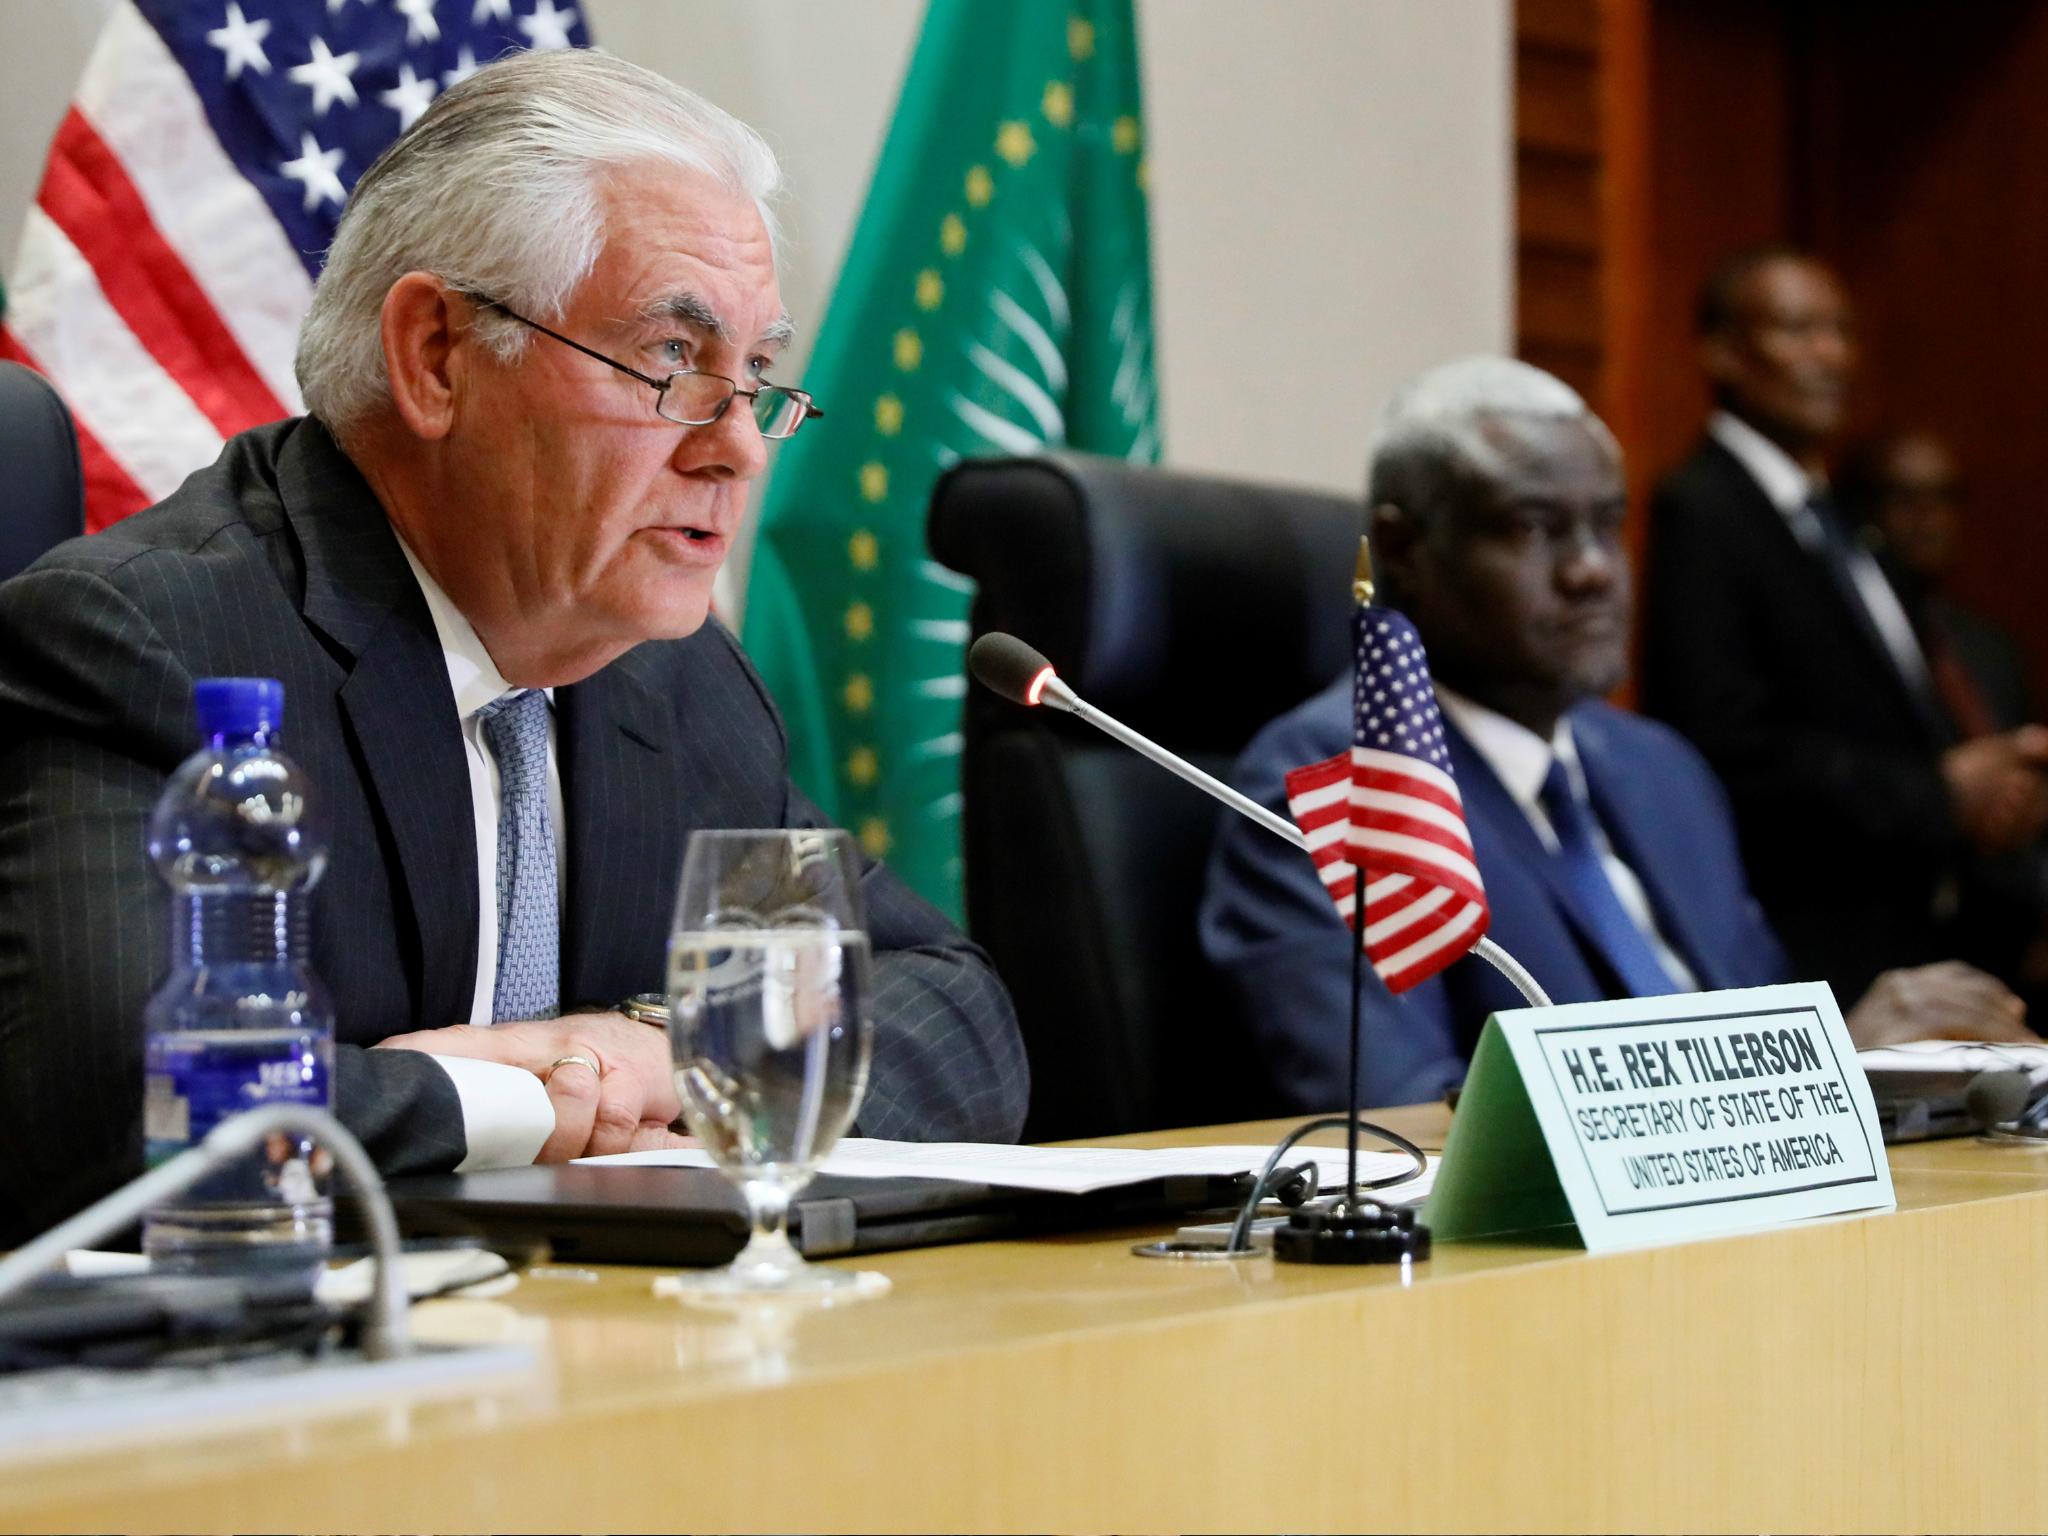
left=143, top=1031, right=330, bottom=1167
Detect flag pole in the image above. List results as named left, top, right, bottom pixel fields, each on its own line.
left=1345, top=537, right=1375, bottom=1213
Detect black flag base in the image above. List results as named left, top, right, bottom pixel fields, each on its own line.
left=1271, top=1202, right=1431, bottom=1265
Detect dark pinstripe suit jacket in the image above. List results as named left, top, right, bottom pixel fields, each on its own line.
left=0, top=418, right=1027, bottom=1244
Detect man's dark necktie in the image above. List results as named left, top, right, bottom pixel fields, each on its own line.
left=1538, top=759, right=1682, bottom=999
left=478, top=688, right=559, bottom=1022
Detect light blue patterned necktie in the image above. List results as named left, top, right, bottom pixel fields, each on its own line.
left=478, top=688, right=559, bottom=1022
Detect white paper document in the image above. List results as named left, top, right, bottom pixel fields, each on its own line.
left=578, top=1138, right=1433, bottom=1198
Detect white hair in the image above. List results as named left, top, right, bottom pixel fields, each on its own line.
left=295, top=48, right=784, bottom=439
left=1365, top=355, right=1618, bottom=516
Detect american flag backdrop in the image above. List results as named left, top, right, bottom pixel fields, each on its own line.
left=0, top=0, right=592, bottom=532
left=1284, top=607, right=1490, bottom=994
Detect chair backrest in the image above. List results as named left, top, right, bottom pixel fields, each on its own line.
left=928, top=453, right=1361, bottom=1140
left=0, top=362, right=86, bottom=583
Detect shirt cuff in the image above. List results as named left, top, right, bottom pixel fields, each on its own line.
left=426, top=1055, right=554, bottom=1171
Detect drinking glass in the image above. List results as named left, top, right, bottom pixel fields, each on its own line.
left=663, top=828, right=881, bottom=1299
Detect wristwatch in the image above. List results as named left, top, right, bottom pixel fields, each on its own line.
left=617, top=993, right=669, bottom=1029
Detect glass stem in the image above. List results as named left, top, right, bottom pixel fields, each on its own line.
left=735, top=1182, right=802, bottom=1284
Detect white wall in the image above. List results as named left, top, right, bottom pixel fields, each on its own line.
left=0, top=0, right=1511, bottom=498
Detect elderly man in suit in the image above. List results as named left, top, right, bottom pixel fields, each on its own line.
left=0, top=51, right=1026, bottom=1244
left=1643, top=248, right=2048, bottom=1003
left=1199, top=357, right=2033, bottom=1112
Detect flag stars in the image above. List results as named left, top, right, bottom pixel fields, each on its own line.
left=858, top=817, right=893, bottom=859
left=846, top=747, right=879, bottom=788
left=379, top=62, right=436, bottom=130
left=1042, top=81, right=1074, bottom=128
left=518, top=0, right=579, bottom=49
left=395, top=0, right=441, bottom=45
left=1112, top=115, right=1141, bottom=154
left=845, top=602, right=875, bottom=642
left=443, top=46, right=481, bottom=87
left=288, top=36, right=361, bottom=115
left=939, top=213, right=967, bottom=256
left=995, top=121, right=1036, bottom=167
left=1068, top=17, right=1095, bottom=60
left=849, top=529, right=880, bottom=570
left=858, top=462, right=888, bottom=503
left=964, top=165, right=993, bottom=207
left=472, top=0, right=512, bottom=19
left=914, top=268, right=944, bottom=311
left=843, top=674, right=874, bottom=714
left=873, top=395, right=903, bottom=436
left=280, top=132, right=347, bottom=210
left=892, top=328, right=923, bottom=371
left=207, top=3, right=271, bottom=79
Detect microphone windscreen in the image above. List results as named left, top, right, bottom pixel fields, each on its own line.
left=968, top=632, right=1058, bottom=706
left=1964, top=1068, right=2031, bottom=1128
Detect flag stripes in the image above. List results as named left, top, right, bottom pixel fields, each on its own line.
left=0, top=0, right=582, bottom=530
left=1283, top=606, right=1490, bottom=995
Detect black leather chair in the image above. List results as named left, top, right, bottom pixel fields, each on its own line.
left=928, top=453, right=1361, bottom=1140
left=0, top=361, right=86, bottom=582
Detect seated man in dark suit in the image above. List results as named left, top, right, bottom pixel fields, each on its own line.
left=0, top=51, right=1026, bottom=1245
left=1199, top=356, right=2034, bottom=1111
left=1642, top=247, right=2048, bottom=1003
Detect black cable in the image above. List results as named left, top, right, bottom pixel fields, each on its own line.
left=1223, top=1115, right=1429, bottom=1253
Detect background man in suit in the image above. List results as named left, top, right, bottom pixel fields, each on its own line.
left=1200, top=357, right=2033, bottom=1112
left=0, top=51, right=1026, bottom=1245
left=1841, top=428, right=2048, bottom=1002
left=1642, top=248, right=2048, bottom=1003
left=1840, top=430, right=2036, bottom=733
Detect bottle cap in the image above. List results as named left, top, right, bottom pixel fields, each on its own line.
left=194, top=677, right=285, bottom=741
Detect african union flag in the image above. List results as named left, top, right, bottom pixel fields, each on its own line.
left=741, top=0, right=1161, bottom=918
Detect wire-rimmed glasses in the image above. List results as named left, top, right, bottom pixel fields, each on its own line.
left=463, top=292, right=824, bottom=438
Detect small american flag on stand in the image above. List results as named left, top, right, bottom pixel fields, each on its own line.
left=1284, top=605, right=1490, bottom=993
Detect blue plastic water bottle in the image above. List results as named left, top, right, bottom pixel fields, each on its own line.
left=141, top=678, right=335, bottom=1272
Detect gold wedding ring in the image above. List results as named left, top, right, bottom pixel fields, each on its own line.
left=545, top=1052, right=602, bottom=1083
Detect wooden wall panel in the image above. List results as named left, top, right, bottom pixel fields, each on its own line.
left=1517, top=0, right=2047, bottom=702
left=1801, top=3, right=2048, bottom=700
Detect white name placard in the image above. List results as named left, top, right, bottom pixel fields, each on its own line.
left=1426, top=982, right=1895, bottom=1251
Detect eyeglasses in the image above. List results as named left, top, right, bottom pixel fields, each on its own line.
left=463, top=293, right=824, bottom=439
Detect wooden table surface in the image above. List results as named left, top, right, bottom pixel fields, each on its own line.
left=7, top=1105, right=2048, bottom=1534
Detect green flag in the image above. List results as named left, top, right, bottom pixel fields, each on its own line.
left=742, top=0, right=1161, bottom=918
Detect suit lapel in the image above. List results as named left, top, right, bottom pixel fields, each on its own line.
left=277, top=421, right=478, bottom=1028
left=557, top=644, right=683, bottom=1005
left=1702, top=439, right=1949, bottom=744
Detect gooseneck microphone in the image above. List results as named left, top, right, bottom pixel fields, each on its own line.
left=967, top=633, right=1318, bottom=857
left=966, top=631, right=1551, bottom=1009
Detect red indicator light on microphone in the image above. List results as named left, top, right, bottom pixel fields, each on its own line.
left=1025, top=665, right=1056, bottom=706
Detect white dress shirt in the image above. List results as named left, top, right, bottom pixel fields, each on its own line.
left=1436, top=687, right=1700, bottom=991
left=1708, top=410, right=1934, bottom=700
left=394, top=539, right=558, bottom=1171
